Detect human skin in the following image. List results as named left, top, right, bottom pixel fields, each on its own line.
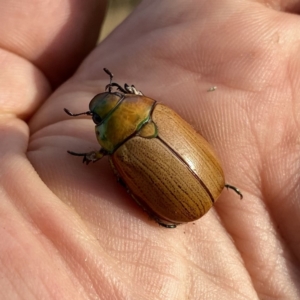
left=1, top=0, right=300, bottom=299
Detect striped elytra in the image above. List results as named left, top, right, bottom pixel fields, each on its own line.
left=64, top=69, right=242, bottom=228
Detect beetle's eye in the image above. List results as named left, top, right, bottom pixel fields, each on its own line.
left=92, top=113, right=102, bottom=124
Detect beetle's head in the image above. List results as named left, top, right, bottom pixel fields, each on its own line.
left=90, top=68, right=144, bottom=126
left=63, top=90, right=122, bottom=126
left=88, top=91, right=123, bottom=125
left=64, top=68, right=143, bottom=126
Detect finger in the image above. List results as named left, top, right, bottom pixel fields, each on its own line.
left=252, top=0, right=300, bottom=13
left=0, top=0, right=106, bottom=87
left=0, top=117, right=142, bottom=299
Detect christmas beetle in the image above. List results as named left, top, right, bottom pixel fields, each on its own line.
left=64, top=68, right=242, bottom=228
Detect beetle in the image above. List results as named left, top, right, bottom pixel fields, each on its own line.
left=64, top=68, right=242, bottom=228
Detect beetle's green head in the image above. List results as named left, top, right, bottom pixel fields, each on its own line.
left=89, top=92, right=123, bottom=126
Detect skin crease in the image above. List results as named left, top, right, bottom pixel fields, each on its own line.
left=0, top=0, right=300, bottom=298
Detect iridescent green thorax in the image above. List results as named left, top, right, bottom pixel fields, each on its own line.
left=90, top=92, right=157, bottom=153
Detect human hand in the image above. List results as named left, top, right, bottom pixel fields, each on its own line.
left=1, top=0, right=300, bottom=299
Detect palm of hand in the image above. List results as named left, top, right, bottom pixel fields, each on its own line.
left=1, top=1, right=299, bottom=299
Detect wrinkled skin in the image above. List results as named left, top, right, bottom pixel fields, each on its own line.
left=1, top=0, right=300, bottom=299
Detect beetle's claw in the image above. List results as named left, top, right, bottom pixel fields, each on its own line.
left=157, top=221, right=177, bottom=229
left=84, top=152, right=101, bottom=164
left=107, top=82, right=127, bottom=93
left=64, top=108, right=92, bottom=117
left=67, top=150, right=84, bottom=156
left=104, top=76, right=143, bottom=96
left=124, top=84, right=143, bottom=96
left=82, top=156, right=91, bottom=165
left=225, top=184, right=243, bottom=199
left=153, top=216, right=178, bottom=228
left=67, top=150, right=100, bottom=165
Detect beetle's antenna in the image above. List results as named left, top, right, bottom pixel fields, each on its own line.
left=103, top=68, right=113, bottom=93
left=64, top=108, right=92, bottom=117
left=225, top=184, right=243, bottom=199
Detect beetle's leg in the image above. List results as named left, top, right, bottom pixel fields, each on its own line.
left=106, top=82, right=127, bottom=93
left=124, top=84, right=143, bottom=96
left=67, top=149, right=107, bottom=165
left=152, top=215, right=179, bottom=228
left=157, top=221, right=177, bottom=229
left=108, top=158, right=127, bottom=187
left=225, top=184, right=243, bottom=199
left=64, top=108, right=92, bottom=117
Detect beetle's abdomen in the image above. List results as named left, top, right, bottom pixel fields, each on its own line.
left=111, top=104, right=225, bottom=224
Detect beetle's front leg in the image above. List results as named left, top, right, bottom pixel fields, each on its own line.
left=67, top=149, right=107, bottom=165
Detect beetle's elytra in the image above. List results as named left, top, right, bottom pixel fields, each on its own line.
left=64, top=68, right=242, bottom=228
